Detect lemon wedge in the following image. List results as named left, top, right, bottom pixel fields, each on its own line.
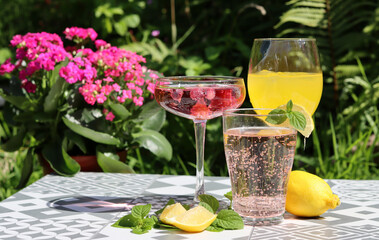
left=169, top=205, right=217, bottom=232
left=276, top=103, right=314, bottom=138
left=159, top=203, right=187, bottom=225
left=285, top=170, right=341, bottom=217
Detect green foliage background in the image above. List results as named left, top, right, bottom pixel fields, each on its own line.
left=1, top=0, right=378, bottom=201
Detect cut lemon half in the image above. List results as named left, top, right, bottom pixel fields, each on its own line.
left=159, top=203, right=187, bottom=225
left=276, top=103, right=314, bottom=138
left=170, top=205, right=217, bottom=233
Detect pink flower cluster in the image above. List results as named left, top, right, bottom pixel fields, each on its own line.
left=0, top=32, right=70, bottom=93
left=63, top=27, right=98, bottom=42
left=0, top=27, right=160, bottom=121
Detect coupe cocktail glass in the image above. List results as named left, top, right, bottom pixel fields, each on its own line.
left=247, top=38, right=323, bottom=115
left=155, top=76, right=246, bottom=200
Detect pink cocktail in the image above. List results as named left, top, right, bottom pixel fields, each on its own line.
left=155, top=76, right=246, bottom=200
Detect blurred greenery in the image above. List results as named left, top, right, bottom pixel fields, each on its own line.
left=1, top=0, right=378, bottom=201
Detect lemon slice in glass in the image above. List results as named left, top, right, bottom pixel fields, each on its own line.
left=275, top=103, right=314, bottom=138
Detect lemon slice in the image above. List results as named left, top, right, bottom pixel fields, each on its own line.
left=159, top=203, right=187, bottom=225
left=276, top=103, right=314, bottom=138
left=170, top=205, right=217, bottom=232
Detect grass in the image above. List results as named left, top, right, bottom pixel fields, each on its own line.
left=0, top=149, right=43, bottom=201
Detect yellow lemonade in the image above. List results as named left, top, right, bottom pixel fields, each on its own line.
left=248, top=70, right=323, bottom=115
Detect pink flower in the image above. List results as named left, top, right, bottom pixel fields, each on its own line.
left=59, top=62, right=82, bottom=84
left=112, top=83, right=121, bottom=92
left=96, top=93, right=107, bottom=104
left=64, top=27, right=98, bottom=42
left=133, top=96, right=144, bottom=106
left=151, top=30, right=160, bottom=37
left=0, top=58, right=16, bottom=75
left=21, top=80, right=36, bottom=93
left=105, top=111, right=115, bottom=121
left=95, top=39, right=110, bottom=49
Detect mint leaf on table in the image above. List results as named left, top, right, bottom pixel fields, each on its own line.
left=198, top=194, right=219, bottom=213
left=206, top=224, right=224, bottom=232
left=112, top=214, right=142, bottom=228
left=132, top=204, right=151, bottom=219
left=224, top=191, right=233, bottom=209
left=211, top=209, right=244, bottom=230
left=199, top=202, right=214, bottom=213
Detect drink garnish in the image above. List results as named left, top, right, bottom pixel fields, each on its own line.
left=266, top=100, right=314, bottom=138
left=112, top=193, right=244, bottom=234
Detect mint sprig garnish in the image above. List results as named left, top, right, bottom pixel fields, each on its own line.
left=266, top=100, right=307, bottom=131
left=112, top=193, right=244, bottom=234
left=112, top=204, right=158, bottom=234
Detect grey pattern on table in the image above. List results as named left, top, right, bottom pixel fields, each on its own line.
left=0, top=173, right=378, bottom=240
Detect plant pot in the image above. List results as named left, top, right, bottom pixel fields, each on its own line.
left=39, top=151, right=127, bottom=175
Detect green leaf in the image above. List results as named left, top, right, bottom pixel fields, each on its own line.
left=125, top=14, right=140, bottom=28
left=64, top=130, right=87, bottom=154
left=131, top=227, right=148, bottom=234
left=288, top=111, right=306, bottom=131
left=140, top=102, right=166, bottom=131
left=109, top=103, right=131, bottom=120
left=266, top=109, right=287, bottom=125
left=155, top=199, right=176, bottom=215
left=205, top=46, right=223, bottom=61
left=44, top=60, right=68, bottom=113
left=199, top=202, right=214, bottom=214
left=63, top=117, right=120, bottom=145
left=1, top=95, right=31, bottom=111
left=206, top=224, right=224, bottom=232
left=132, top=129, right=172, bottom=161
left=132, top=204, right=152, bottom=219
left=16, top=148, right=34, bottom=189
left=112, top=214, right=141, bottom=228
left=286, top=100, right=293, bottom=112
left=213, top=209, right=244, bottom=230
left=97, top=151, right=134, bottom=173
left=1, top=127, right=25, bottom=152
left=42, top=140, right=80, bottom=176
left=224, top=191, right=233, bottom=202
left=198, top=194, right=219, bottom=213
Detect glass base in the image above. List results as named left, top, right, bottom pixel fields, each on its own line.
left=243, top=215, right=283, bottom=226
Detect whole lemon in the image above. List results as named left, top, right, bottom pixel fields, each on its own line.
left=285, top=170, right=340, bottom=217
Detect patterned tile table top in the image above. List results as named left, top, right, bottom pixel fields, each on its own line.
left=0, top=173, right=378, bottom=240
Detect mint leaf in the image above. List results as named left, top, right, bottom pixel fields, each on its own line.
left=155, top=199, right=175, bottom=215
left=131, top=227, right=149, bottom=234
left=198, top=194, right=219, bottom=213
left=132, top=204, right=151, bottom=219
left=224, top=191, right=233, bottom=209
left=155, top=222, right=180, bottom=230
left=206, top=224, right=224, bottom=232
left=266, top=109, right=287, bottom=125
left=213, top=209, right=244, bottom=230
left=224, top=191, right=233, bottom=201
left=288, top=111, right=306, bottom=131
left=112, top=214, right=142, bottom=228
left=182, top=204, right=191, bottom=210
left=286, top=100, right=293, bottom=111
left=199, top=202, right=214, bottom=213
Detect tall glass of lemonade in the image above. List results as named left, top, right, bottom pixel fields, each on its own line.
left=247, top=38, right=322, bottom=115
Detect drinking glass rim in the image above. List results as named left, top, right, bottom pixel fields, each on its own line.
left=223, top=108, right=283, bottom=117
left=254, top=38, right=316, bottom=41
left=156, top=75, right=244, bottom=83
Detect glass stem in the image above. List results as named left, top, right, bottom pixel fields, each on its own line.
left=193, top=120, right=207, bottom=201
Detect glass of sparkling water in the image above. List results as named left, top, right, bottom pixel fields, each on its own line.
left=222, top=108, right=297, bottom=226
